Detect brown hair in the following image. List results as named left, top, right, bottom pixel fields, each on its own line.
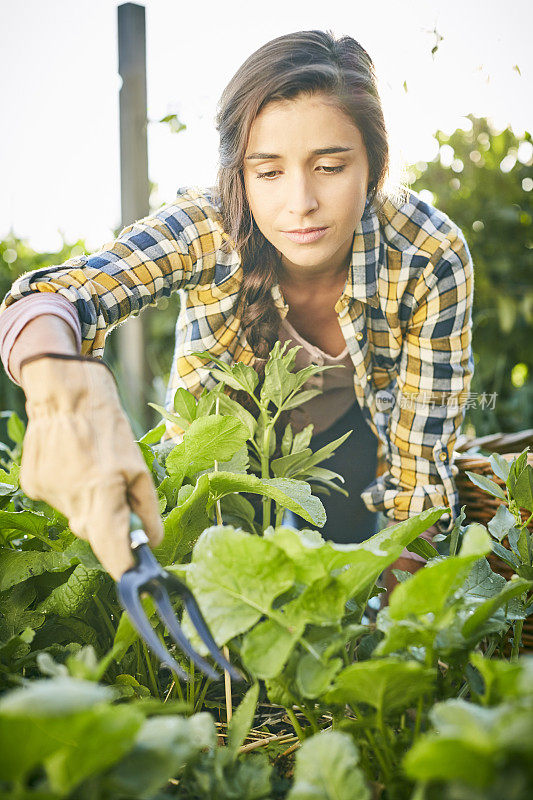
left=214, top=30, right=390, bottom=411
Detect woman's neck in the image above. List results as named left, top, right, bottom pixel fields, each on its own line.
left=277, top=234, right=353, bottom=291
left=279, top=261, right=349, bottom=294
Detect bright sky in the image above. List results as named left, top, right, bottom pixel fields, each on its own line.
left=1, top=0, right=531, bottom=252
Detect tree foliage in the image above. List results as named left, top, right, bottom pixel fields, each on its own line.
left=410, top=115, right=532, bottom=434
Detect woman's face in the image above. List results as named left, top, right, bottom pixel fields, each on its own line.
left=243, top=92, right=370, bottom=282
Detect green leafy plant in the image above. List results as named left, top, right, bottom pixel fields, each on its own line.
left=411, top=115, right=532, bottom=434
left=1, top=345, right=533, bottom=799
left=465, top=447, right=533, bottom=658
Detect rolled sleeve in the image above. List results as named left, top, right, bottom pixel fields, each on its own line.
left=0, top=191, right=222, bottom=359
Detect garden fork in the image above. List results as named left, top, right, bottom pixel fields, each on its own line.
left=116, top=524, right=243, bottom=683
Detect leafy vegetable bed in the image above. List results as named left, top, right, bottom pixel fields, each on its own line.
left=1, top=345, right=532, bottom=799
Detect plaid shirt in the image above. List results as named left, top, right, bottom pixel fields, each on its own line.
left=0, top=185, right=474, bottom=533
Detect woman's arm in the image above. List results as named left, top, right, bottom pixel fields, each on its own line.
left=362, top=225, right=474, bottom=536
left=0, top=188, right=226, bottom=366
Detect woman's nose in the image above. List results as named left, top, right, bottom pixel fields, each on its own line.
left=286, top=173, right=319, bottom=218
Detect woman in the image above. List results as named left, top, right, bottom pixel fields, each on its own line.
left=0, top=30, right=474, bottom=585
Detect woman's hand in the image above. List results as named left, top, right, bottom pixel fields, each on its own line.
left=19, top=354, right=164, bottom=581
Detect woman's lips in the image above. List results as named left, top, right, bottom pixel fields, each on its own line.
left=281, top=227, right=328, bottom=244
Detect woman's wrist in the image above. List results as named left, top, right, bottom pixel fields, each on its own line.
left=9, top=315, right=79, bottom=386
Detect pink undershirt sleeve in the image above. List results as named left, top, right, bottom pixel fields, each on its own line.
left=0, top=294, right=82, bottom=385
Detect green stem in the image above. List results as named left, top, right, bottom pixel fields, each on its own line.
left=377, top=704, right=396, bottom=772
left=511, top=618, right=524, bottom=661
left=355, top=584, right=374, bottom=625
left=194, top=677, right=211, bottom=713
left=413, top=646, right=433, bottom=738
left=187, top=659, right=196, bottom=705
left=519, top=511, right=533, bottom=530
left=260, top=411, right=273, bottom=531
left=484, top=635, right=499, bottom=659
left=366, top=726, right=393, bottom=785
left=173, top=674, right=185, bottom=702
left=285, top=706, right=306, bottom=741
left=135, top=641, right=142, bottom=680
left=413, top=694, right=424, bottom=740
left=93, top=594, right=116, bottom=641
left=142, top=640, right=160, bottom=699
left=449, top=526, right=459, bottom=557
left=300, top=702, right=320, bottom=734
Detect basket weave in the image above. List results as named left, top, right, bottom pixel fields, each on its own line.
left=455, top=449, right=533, bottom=654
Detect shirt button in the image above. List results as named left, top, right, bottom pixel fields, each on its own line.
left=439, top=451, right=448, bottom=462
left=355, top=331, right=363, bottom=341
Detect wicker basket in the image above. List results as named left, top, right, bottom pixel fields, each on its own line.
left=454, top=432, right=533, bottom=654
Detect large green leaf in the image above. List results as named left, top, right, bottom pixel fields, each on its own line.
left=266, top=509, right=448, bottom=602
left=0, top=509, right=53, bottom=546
left=241, top=619, right=304, bottom=679
left=404, top=736, right=494, bottom=788
left=469, top=652, right=525, bottom=704
left=462, top=577, right=532, bottom=637
left=489, top=453, right=510, bottom=483
left=326, top=658, right=434, bottom=718
left=209, top=472, right=326, bottom=527
left=487, top=504, right=517, bottom=542
left=295, top=653, right=343, bottom=699
left=462, top=558, right=507, bottom=599
left=403, top=698, right=533, bottom=788
left=512, top=465, right=533, bottom=511
left=165, top=415, right=249, bottom=487
left=216, top=393, right=257, bottom=438
left=386, top=524, right=491, bottom=620
left=104, top=712, right=216, bottom=797
left=0, top=548, right=74, bottom=591
left=155, top=474, right=212, bottom=566
left=465, top=471, right=507, bottom=501
left=287, top=730, right=370, bottom=800
left=333, top=507, right=451, bottom=598
left=0, top=678, right=127, bottom=784
left=37, top=564, right=102, bottom=617
left=183, top=526, right=296, bottom=648
left=45, top=704, right=143, bottom=795
left=173, top=387, right=198, bottom=423
left=284, top=575, right=348, bottom=627
left=264, top=527, right=329, bottom=585
left=0, top=677, right=116, bottom=716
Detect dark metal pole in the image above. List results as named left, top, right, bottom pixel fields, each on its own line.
left=117, top=2, right=149, bottom=431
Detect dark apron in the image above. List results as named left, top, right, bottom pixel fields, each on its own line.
left=289, top=399, right=379, bottom=544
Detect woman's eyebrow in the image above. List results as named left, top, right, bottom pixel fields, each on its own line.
left=245, top=146, right=354, bottom=160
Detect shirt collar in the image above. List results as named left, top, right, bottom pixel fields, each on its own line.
left=343, top=194, right=381, bottom=309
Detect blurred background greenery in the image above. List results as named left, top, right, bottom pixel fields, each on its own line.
left=1, top=114, right=531, bottom=446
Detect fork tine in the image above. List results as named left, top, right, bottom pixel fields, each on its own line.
left=150, top=584, right=221, bottom=681
left=179, top=585, right=244, bottom=682
left=117, top=579, right=189, bottom=681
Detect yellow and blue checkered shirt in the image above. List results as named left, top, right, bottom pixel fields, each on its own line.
left=1, top=185, right=474, bottom=532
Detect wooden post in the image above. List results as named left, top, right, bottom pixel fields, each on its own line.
left=116, top=2, right=150, bottom=432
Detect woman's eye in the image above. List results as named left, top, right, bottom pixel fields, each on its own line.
left=256, top=170, right=280, bottom=180
left=255, top=165, right=345, bottom=180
